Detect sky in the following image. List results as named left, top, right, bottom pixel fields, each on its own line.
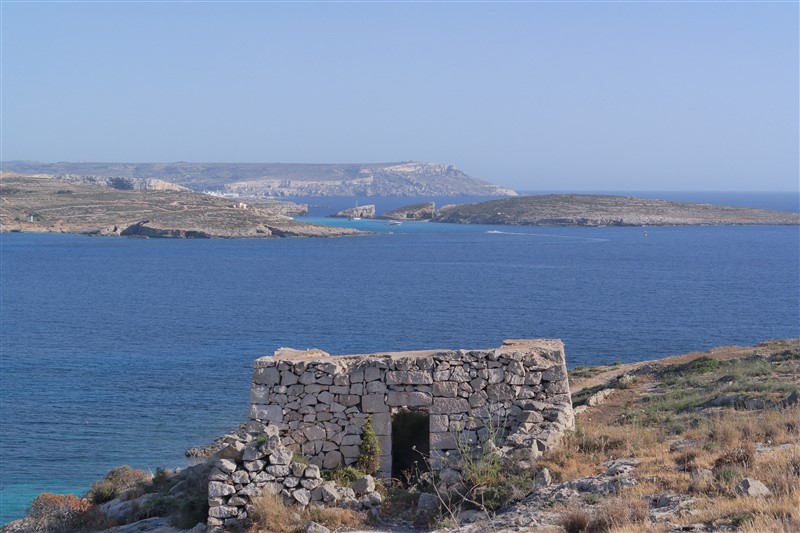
left=2, top=2, right=798, bottom=192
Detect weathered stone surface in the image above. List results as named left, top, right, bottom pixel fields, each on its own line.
left=208, top=482, right=235, bottom=498
left=386, top=391, right=432, bottom=406
left=223, top=339, right=573, bottom=529
left=323, top=450, right=343, bottom=469
left=270, top=447, right=294, bottom=465
left=352, top=475, right=376, bottom=496
left=735, top=478, right=772, bottom=497
left=208, top=505, right=239, bottom=519
left=431, top=398, right=470, bottom=414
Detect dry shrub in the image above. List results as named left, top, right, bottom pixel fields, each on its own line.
left=707, top=416, right=740, bottom=448
left=751, top=446, right=800, bottom=496
left=714, top=443, right=756, bottom=471
left=88, top=465, right=152, bottom=503
left=248, top=492, right=364, bottom=533
left=687, top=493, right=800, bottom=533
left=592, top=495, right=649, bottom=532
left=560, top=507, right=591, bottom=533
left=27, top=493, right=111, bottom=532
left=673, top=447, right=701, bottom=472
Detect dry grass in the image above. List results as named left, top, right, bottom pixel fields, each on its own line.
left=248, top=492, right=365, bottom=533
left=554, top=341, right=799, bottom=533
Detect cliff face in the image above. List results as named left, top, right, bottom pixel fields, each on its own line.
left=0, top=173, right=360, bottom=239
left=2, top=161, right=518, bottom=198
left=331, top=205, right=376, bottom=219
left=380, top=202, right=436, bottom=220
left=435, top=194, right=800, bottom=226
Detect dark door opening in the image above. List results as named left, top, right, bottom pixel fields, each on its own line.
left=391, top=409, right=431, bottom=483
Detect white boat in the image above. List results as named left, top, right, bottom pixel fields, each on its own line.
left=386, top=220, right=402, bottom=226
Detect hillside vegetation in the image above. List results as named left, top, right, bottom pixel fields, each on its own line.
left=435, top=195, right=800, bottom=226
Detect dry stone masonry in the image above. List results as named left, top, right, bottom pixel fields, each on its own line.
left=249, top=339, right=573, bottom=472
left=207, top=339, right=574, bottom=530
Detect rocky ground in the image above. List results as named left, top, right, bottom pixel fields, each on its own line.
left=380, top=203, right=436, bottom=221
left=0, top=173, right=360, bottom=239
left=434, top=195, right=800, bottom=226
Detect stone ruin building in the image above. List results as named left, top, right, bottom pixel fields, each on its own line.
left=206, top=339, right=574, bottom=530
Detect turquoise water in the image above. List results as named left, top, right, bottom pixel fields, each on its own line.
left=1, top=213, right=798, bottom=522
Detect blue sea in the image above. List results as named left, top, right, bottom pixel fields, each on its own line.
left=1, top=192, right=799, bottom=523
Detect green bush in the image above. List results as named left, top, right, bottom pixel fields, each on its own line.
left=356, top=415, right=381, bottom=475
left=322, top=466, right=365, bottom=487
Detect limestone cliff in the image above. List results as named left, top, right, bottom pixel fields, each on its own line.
left=330, top=205, right=376, bottom=219
left=380, top=202, right=436, bottom=220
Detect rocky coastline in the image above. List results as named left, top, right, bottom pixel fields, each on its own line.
left=0, top=173, right=360, bottom=239
left=434, top=194, right=800, bottom=226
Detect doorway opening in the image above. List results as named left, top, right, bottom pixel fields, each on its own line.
left=391, top=409, right=431, bottom=483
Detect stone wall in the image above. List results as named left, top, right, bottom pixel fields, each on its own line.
left=247, top=339, right=574, bottom=473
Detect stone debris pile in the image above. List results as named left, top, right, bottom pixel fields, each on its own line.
left=206, top=425, right=382, bottom=532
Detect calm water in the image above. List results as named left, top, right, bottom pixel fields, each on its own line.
left=1, top=196, right=799, bottom=522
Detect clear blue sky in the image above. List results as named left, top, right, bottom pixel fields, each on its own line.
left=2, top=1, right=798, bottom=191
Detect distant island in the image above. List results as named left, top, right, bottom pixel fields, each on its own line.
left=1, top=161, right=517, bottom=198
left=0, top=173, right=360, bottom=238
left=434, top=194, right=800, bottom=226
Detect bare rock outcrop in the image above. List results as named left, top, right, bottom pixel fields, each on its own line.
left=380, top=202, right=436, bottom=221
left=330, top=205, right=376, bottom=219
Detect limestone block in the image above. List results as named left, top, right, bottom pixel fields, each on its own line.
left=366, top=381, right=387, bottom=393
left=524, top=372, right=542, bottom=385
left=209, top=505, right=239, bottom=519
left=265, top=464, right=291, bottom=477
left=301, top=478, right=322, bottom=490
left=545, top=381, right=570, bottom=394
left=386, top=371, right=433, bottom=385
left=216, top=459, right=237, bottom=474
left=291, top=462, right=307, bottom=477
left=487, top=368, right=505, bottom=384
left=305, top=384, right=323, bottom=394
left=270, top=447, right=294, bottom=465
left=300, top=371, right=317, bottom=385
left=341, top=445, right=360, bottom=459
left=244, top=460, right=266, bottom=472
left=303, top=426, right=326, bottom=442
left=250, top=385, right=270, bottom=404
left=371, top=412, right=391, bottom=436
left=352, top=475, right=376, bottom=496
left=341, top=434, right=362, bottom=446
left=386, top=391, right=432, bottom=406
left=293, top=488, right=311, bottom=506
left=208, top=482, right=236, bottom=498
left=361, top=394, right=389, bottom=413
left=319, top=481, right=340, bottom=502
left=431, top=398, right=470, bottom=414
left=542, top=365, right=566, bottom=382
left=251, top=472, right=276, bottom=483
left=304, top=464, right=321, bottom=478
left=433, top=382, right=458, bottom=398
left=430, top=432, right=457, bottom=450
left=433, top=370, right=451, bottom=381
left=209, top=468, right=228, bottom=481
left=364, top=367, right=381, bottom=382
left=330, top=385, right=349, bottom=394
left=249, top=404, right=283, bottom=423
left=231, top=471, right=250, bottom=485
left=323, top=450, right=343, bottom=469
left=486, top=383, right=515, bottom=401
left=339, top=394, right=360, bottom=407
left=318, top=391, right=334, bottom=404
left=450, top=367, right=469, bottom=382
left=254, top=367, right=281, bottom=386
left=283, top=476, right=300, bottom=488
left=330, top=402, right=346, bottom=413
left=430, top=414, right=449, bottom=432
left=281, top=371, right=299, bottom=386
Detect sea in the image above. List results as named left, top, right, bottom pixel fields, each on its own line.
left=1, top=191, right=798, bottom=523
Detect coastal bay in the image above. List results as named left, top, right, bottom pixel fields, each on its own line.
left=1, top=219, right=798, bottom=522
